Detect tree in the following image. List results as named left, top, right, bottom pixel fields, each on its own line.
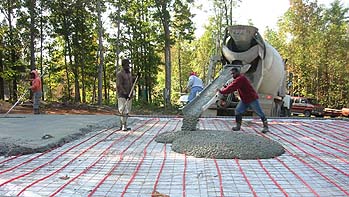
left=154, top=0, right=172, bottom=107
left=277, top=0, right=322, bottom=97
left=172, top=0, right=195, bottom=94
left=97, top=0, right=104, bottom=105
left=0, top=0, right=23, bottom=101
left=267, top=0, right=349, bottom=108
left=0, top=27, right=5, bottom=100
left=319, top=0, right=349, bottom=107
left=29, top=0, right=36, bottom=71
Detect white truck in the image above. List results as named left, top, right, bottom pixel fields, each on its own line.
left=182, top=25, right=286, bottom=130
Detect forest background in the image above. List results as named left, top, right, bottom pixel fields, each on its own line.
left=0, top=0, right=348, bottom=111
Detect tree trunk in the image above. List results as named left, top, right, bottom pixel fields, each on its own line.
left=92, top=76, right=97, bottom=103
left=164, top=22, right=171, bottom=107
left=155, top=0, right=172, bottom=107
left=64, top=46, right=71, bottom=101
left=39, top=3, right=44, bottom=101
left=7, top=0, right=17, bottom=100
left=30, top=0, right=36, bottom=70
left=114, top=1, right=121, bottom=103
left=97, top=0, right=104, bottom=105
left=81, top=60, right=86, bottom=103
left=73, top=56, right=80, bottom=103
left=103, top=65, right=108, bottom=103
left=178, top=40, right=182, bottom=93
left=47, top=45, right=52, bottom=99
left=0, top=48, right=3, bottom=100
left=62, top=11, right=72, bottom=101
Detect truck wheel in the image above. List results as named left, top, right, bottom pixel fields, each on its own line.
left=304, top=110, right=311, bottom=117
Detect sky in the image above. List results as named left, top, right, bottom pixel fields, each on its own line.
left=192, top=0, right=349, bottom=38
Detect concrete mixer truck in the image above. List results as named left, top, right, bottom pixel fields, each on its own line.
left=214, top=25, right=286, bottom=116
left=181, top=25, right=287, bottom=130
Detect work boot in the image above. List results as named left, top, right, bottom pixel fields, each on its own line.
left=232, top=114, right=242, bottom=131
left=261, top=118, right=269, bottom=133
left=34, top=108, right=40, bottom=114
left=121, top=123, right=128, bottom=131
left=232, top=122, right=241, bottom=131
left=120, top=115, right=128, bottom=131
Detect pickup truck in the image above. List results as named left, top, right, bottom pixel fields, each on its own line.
left=323, top=108, right=342, bottom=117
left=290, top=96, right=325, bottom=117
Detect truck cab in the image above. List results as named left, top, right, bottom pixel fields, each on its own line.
left=291, top=96, right=324, bottom=117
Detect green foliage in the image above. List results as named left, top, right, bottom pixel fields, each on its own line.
left=133, top=98, right=182, bottom=115
left=266, top=0, right=349, bottom=108
left=1, top=0, right=348, bottom=111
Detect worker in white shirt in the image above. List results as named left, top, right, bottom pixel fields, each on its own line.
left=186, top=71, right=204, bottom=102
left=282, top=94, right=292, bottom=116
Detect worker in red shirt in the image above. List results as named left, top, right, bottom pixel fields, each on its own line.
left=29, top=69, right=42, bottom=114
left=217, top=64, right=269, bottom=133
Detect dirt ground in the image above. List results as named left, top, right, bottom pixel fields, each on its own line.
left=0, top=100, right=181, bottom=116
left=0, top=101, right=119, bottom=115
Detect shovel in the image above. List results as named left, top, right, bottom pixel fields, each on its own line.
left=2, top=89, right=29, bottom=118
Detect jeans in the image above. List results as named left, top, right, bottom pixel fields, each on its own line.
left=235, top=99, right=266, bottom=120
left=33, top=91, right=42, bottom=109
left=188, top=86, right=203, bottom=102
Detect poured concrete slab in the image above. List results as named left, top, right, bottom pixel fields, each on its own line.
left=0, top=114, right=119, bottom=156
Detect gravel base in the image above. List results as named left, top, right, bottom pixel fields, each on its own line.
left=156, top=130, right=285, bottom=160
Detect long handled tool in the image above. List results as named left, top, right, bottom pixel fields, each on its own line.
left=3, top=89, right=29, bottom=117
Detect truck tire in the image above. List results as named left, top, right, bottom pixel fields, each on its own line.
left=304, top=110, right=311, bottom=117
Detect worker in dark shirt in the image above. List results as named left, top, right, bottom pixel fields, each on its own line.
left=217, top=65, right=269, bottom=133
left=117, top=59, right=135, bottom=131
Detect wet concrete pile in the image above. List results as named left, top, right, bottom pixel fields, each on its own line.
left=155, top=129, right=285, bottom=159
left=181, top=116, right=199, bottom=131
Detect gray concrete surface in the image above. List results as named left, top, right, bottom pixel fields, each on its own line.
left=0, top=114, right=120, bottom=156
